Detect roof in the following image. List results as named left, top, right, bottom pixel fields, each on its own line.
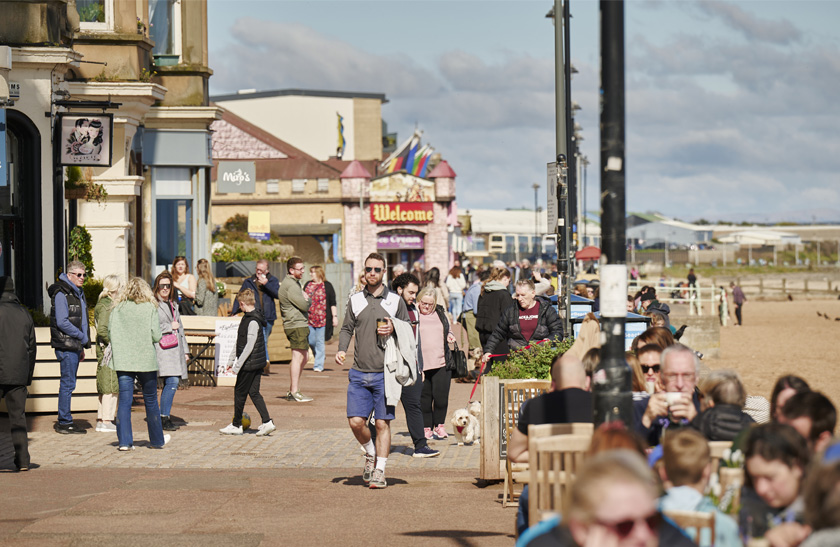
left=427, top=160, right=456, bottom=179
left=211, top=109, right=341, bottom=179
left=628, top=212, right=668, bottom=223
left=211, top=88, right=388, bottom=104
left=340, top=161, right=372, bottom=179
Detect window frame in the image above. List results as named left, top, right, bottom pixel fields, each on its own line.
left=77, top=0, right=115, bottom=32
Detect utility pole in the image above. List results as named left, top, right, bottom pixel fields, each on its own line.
left=533, top=183, right=540, bottom=255
left=594, top=0, right=632, bottom=428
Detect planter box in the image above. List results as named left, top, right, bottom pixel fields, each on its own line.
left=153, top=54, right=180, bottom=67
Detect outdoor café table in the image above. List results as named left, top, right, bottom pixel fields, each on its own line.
left=184, top=328, right=217, bottom=387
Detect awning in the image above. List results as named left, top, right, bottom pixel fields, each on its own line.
left=143, top=129, right=213, bottom=167
left=575, top=246, right=601, bottom=260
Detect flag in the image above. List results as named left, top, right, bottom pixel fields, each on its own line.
left=380, top=130, right=422, bottom=173
left=336, top=113, right=345, bottom=159
left=418, top=147, right=435, bottom=178
left=404, top=139, right=420, bottom=176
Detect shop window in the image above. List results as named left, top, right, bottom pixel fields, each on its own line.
left=77, top=0, right=114, bottom=31
left=317, top=178, right=329, bottom=193
left=292, top=179, right=306, bottom=194
left=155, top=167, right=192, bottom=196
left=156, top=199, right=192, bottom=269
left=266, top=179, right=279, bottom=194
left=149, top=0, right=182, bottom=65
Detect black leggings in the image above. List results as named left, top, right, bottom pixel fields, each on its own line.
left=233, top=368, right=270, bottom=426
left=421, top=367, right=452, bottom=428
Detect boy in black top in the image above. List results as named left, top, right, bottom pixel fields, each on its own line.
left=220, top=289, right=275, bottom=436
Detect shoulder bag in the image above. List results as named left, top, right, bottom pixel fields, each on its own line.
left=159, top=301, right=180, bottom=349
left=446, top=341, right=469, bottom=379
left=176, top=288, right=197, bottom=316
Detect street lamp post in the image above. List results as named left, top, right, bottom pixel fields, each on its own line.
left=533, top=183, right=540, bottom=256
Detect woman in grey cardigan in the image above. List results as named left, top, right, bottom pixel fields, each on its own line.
left=194, top=258, right=219, bottom=316
left=109, top=277, right=166, bottom=450
left=153, top=272, right=189, bottom=431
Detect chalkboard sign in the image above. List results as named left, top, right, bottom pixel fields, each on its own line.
left=214, top=318, right=241, bottom=377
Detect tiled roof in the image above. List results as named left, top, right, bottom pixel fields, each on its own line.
left=340, top=160, right=372, bottom=179
left=211, top=118, right=288, bottom=160
left=427, top=160, right=456, bottom=179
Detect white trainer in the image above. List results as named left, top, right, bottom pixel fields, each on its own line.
left=219, top=423, right=243, bottom=435
left=256, top=420, right=276, bottom=437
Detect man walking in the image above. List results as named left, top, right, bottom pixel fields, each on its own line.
left=337, top=253, right=410, bottom=488
left=730, top=281, right=746, bottom=326
left=0, top=277, right=37, bottom=470
left=277, top=256, right=312, bottom=402
left=392, top=272, right=439, bottom=458
left=48, top=260, right=91, bottom=434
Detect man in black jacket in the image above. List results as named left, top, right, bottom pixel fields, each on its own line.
left=0, top=277, right=37, bottom=470
left=231, top=259, right=280, bottom=372
left=481, top=279, right=564, bottom=365
left=48, top=260, right=90, bottom=434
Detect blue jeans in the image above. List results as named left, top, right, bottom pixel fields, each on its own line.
left=56, top=350, right=81, bottom=424
left=117, top=371, right=165, bottom=448
left=159, top=376, right=180, bottom=417
left=308, top=326, right=326, bottom=371
left=263, top=321, right=274, bottom=362
left=449, top=293, right=464, bottom=320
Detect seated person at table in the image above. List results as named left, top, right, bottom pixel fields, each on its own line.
left=778, top=390, right=837, bottom=455
left=691, top=369, right=754, bottom=442
left=634, top=344, right=701, bottom=446
left=659, top=429, right=741, bottom=547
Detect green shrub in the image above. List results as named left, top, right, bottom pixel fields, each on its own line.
left=485, top=337, right=575, bottom=380
left=68, top=225, right=95, bottom=277
left=27, top=307, right=50, bottom=327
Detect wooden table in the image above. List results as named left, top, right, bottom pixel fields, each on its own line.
left=184, top=329, right=217, bottom=387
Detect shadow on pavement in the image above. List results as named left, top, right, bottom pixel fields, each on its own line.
left=400, top=530, right=513, bottom=546
left=330, top=475, right=409, bottom=487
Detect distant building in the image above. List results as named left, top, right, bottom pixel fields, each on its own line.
left=717, top=230, right=801, bottom=246
left=627, top=219, right=713, bottom=249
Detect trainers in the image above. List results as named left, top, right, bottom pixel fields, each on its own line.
left=161, top=416, right=179, bottom=431
left=150, top=434, right=171, bottom=449
left=256, top=420, right=276, bottom=437
left=433, top=425, right=448, bottom=440
left=424, top=427, right=433, bottom=440
left=369, top=468, right=387, bottom=489
left=118, top=445, right=135, bottom=452
left=288, top=391, right=314, bottom=402
left=363, top=454, right=376, bottom=483
left=413, top=445, right=440, bottom=458
left=96, top=422, right=117, bottom=433
left=219, top=423, right=243, bottom=435
left=55, top=423, right=86, bottom=435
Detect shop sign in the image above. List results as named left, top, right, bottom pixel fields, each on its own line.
left=247, top=210, right=270, bottom=241
left=371, top=202, right=434, bottom=224
left=9, top=82, right=20, bottom=99
left=58, top=113, right=113, bottom=166
left=217, top=161, right=255, bottom=194
left=377, top=234, right=425, bottom=250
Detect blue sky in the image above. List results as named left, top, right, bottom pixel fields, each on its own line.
left=207, top=0, right=840, bottom=222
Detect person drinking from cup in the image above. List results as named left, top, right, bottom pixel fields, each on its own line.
left=634, top=343, right=701, bottom=446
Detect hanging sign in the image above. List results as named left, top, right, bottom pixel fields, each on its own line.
left=58, top=113, right=113, bottom=166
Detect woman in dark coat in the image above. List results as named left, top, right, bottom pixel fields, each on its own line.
left=475, top=267, right=513, bottom=372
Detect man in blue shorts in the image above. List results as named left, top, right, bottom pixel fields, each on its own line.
left=337, top=253, right=409, bottom=489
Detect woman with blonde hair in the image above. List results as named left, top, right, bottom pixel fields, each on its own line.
left=194, top=258, right=219, bottom=316
left=108, top=277, right=167, bottom=450
left=94, top=275, right=122, bottom=433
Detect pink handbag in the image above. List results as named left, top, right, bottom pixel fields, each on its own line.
left=159, top=301, right=179, bottom=349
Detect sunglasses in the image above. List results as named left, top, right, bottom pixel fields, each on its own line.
left=365, top=267, right=383, bottom=273
left=641, top=365, right=660, bottom=374
left=596, top=512, right=661, bottom=538
left=159, top=284, right=171, bottom=289
left=69, top=272, right=86, bottom=279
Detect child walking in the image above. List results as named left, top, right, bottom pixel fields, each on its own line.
left=220, top=289, right=276, bottom=436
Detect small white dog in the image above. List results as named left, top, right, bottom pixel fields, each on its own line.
left=451, top=401, right=481, bottom=446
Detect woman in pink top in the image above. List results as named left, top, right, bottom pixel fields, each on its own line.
left=417, top=288, right=456, bottom=440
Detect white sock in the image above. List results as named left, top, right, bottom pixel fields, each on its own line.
left=376, top=457, right=387, bottom=472
left=362, top=440, right=375, bottom=456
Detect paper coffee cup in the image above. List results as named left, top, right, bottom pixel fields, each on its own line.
left=665, top=392, right=685, bottom=406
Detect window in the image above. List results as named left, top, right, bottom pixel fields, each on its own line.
left=149, top=0, right=182, bottom=63
left=266, top=179, right=279, bottom=194
left=292, top=179, right=306, bottom=194
left=317, top=178, right=329, bottom=193
left=77, top=0, right=114, bottom=31
left=155, top=167, right=192, bottom=196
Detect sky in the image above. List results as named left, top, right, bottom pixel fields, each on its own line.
left=207, top=0, right=840, bottom=223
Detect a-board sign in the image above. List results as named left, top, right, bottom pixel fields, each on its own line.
left=214, top=318, right=240, bottom=377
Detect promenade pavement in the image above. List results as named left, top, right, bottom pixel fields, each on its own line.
left=0, top=340, right=515, bottom=546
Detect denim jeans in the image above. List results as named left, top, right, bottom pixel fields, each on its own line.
left=263, top=321, right=274, bottom=362
left=449, top=293, right=464, bottom=320
left=159, top=375, right=180, bottom=417
left=56, top=350, right=81, bottom=424
left=308, top=326, right=326, bottom=371
left=117, top=371, right=165, bottom=448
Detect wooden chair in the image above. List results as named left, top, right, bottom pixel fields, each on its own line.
left=501, top=380, right=551, bottom=507
left=663, top=510, right=716, bottom=546
left=528, top=433, right=591, bottom=527
left=708, top=440, right=733, bottom=472
left=217, top=301, right=232, bottom=317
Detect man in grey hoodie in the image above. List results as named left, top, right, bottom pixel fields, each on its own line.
left=277, top=256, right=312, bottom=402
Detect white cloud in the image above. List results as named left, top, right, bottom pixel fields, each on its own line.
left=695, top=1, right=802, bottom=45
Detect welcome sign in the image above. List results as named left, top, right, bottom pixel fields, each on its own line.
left=370, top=202, right=434, bottom=224
left=217, top=161, right=255, bottom=193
